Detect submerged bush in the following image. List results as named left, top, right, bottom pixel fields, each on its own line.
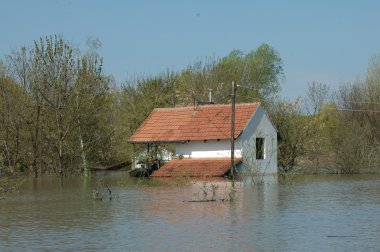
left=0, top=177, right=23, bottom=199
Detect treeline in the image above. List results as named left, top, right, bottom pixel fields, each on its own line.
left=0, top=35, right=379, bottom=177
left=0, top=36, right=114, bottom=177
left=0, top=35, right=284, bottom=177
left=273, top=64, right=380, bottom=173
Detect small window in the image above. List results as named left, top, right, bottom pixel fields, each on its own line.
left=256, top=138, right=265, bottom=160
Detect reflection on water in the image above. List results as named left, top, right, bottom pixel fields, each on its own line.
left=0, top=172, right=380, bottom=251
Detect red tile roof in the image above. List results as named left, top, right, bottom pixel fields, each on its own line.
left=151, top=158, right=242, bottom=177
left=128, top=103, right=260, bottom=143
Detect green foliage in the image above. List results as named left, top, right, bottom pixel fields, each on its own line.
left=0, top=75, right=30, bottom=174
left=277, top=57, right=380, bottom=173
left=173, top=44, right=283, bottom=105
left=270, top=98, right=310, bottom=172
left=326, top=57, right=380, bottom=172
left=329, top=73, right=380, bottom=172
left=303, top=104, right=337, bottom=168
left=0, top=35, right=115, bottom=177
left=0, top=153, right=4, bottom=175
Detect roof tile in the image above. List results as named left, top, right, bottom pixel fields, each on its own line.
left=129, top=103, right=260, bottom=143
left=151, top=158, right=242, bottom=177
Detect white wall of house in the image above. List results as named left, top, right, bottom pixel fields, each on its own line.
left=174, top=105, right=278, bottom=175
left=175, top=140, right=242, bottom=158
left=237, top=106, right=278, bottom=175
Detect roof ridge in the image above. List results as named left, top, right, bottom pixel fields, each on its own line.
left=153, top=102, right=260, bottom=111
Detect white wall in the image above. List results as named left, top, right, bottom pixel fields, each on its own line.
left=175, top=140, right=241, bottom=158
left=237, top=106, right=278, bottom=175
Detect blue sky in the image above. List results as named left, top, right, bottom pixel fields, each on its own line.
left=1, top=0, right=379, bottom=98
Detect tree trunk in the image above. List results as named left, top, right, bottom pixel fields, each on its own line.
left=31, top=106, right=40, bottom=178
left=78, top=119, right=89, bottom=176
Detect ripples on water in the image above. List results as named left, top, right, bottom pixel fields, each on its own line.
left=0, top=172, right=380, bottom=251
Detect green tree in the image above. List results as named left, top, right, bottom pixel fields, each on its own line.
left=270, top=98, right=312, bottom=172
left=31, top=36, right=77, bottom=176
left=0, top=75, right=30, bottom=174
left=4, top=35, right=114, bottom=176
left=7, top=46, right=44, bottom=177
left=330, top=57, right=380, bottom=171
left=120, top=77, right=173, bottom=160
left=73, top=53, right=112, bottom=174
left=175, top=44, right=284, bottom=105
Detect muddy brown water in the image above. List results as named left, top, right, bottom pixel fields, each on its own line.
left=1, top=172, right=380, bottom=251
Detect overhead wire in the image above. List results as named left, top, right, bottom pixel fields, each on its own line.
left=335, top=108, right=380, bottom=113
left=342, top=100, right=380, bottom=105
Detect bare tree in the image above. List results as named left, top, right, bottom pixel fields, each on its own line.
left=306, top=81, right=330, bottom=115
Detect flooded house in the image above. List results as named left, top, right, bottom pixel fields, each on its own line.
left=128, top=103, right=277, bottom=177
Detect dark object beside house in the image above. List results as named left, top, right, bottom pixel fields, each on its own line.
left=129, top=163, right=159, bottom=177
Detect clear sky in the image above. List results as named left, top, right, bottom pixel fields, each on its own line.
left=1, top=0, right=379, bottom=98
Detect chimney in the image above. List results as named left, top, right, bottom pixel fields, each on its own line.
left=208, top=89, right=213, bottom=103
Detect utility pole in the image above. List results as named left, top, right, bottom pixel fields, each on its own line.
left=230, top=81, right=236, bottom=179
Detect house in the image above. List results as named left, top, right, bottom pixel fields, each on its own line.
left=128, top=102, right=277, bottom=177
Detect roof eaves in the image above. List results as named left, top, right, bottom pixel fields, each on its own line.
left=128, top=140, right=188, bottom=144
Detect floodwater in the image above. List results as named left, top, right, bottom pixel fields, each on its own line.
left=1, top=172, right=380, bottom=252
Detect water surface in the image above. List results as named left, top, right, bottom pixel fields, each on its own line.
left=1, top=172, right=379, bottom=251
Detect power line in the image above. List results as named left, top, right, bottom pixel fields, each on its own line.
left=324, top=107, right=380, bottom=113
left=235, top=94, right=380, bottom=113
left=336, top=108, right=380, bottom=113
left=342, top=100, right=380, bottom=105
